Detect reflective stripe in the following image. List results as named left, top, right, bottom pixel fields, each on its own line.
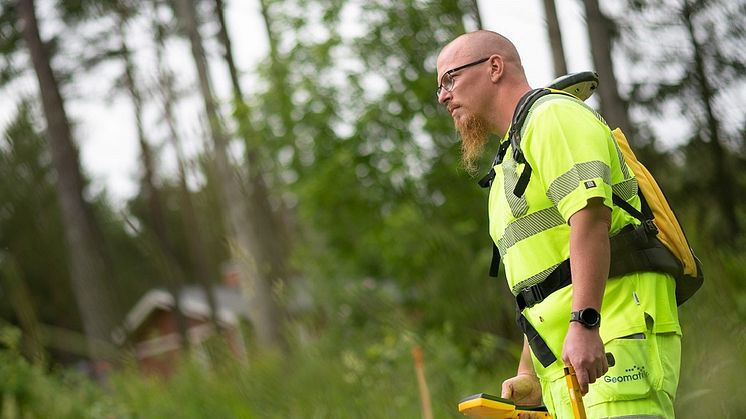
left=497, top=207, right=565, bottom=256
left=512, top=261, right=565, bottom=295
left=502, top=158, right=528, bottom=217
left=546, top=161, right=612, bottom=206
left=613, top=177, right=638, bottom=202
left=544, top=162, right=637, bottom=208
left=612, top=133, right=631, bottom=179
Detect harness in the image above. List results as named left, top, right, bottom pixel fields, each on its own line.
left=480, top=88, right=685, bottom=367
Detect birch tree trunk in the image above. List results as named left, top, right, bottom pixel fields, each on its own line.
left=117, top=13, right=190, bottom=350
left=216, top=0, right=293, bottom=311
left=174, top=0, right=286, bottom=352
left=151, top=0, right=221, bottom=333
left=18, top=0, right=119, bottom=364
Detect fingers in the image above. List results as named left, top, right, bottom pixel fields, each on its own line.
left=575, top=356, right=610, bottom=395
left=595, top=366, right=605, bottom=382
left=501, top=380, right=513, bottom=399
left=575, top=367, right=590, bottom=395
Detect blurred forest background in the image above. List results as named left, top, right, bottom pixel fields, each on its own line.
left=0, top=0, right=745, bottom=417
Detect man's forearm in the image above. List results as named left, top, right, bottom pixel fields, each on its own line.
left=517, top=336, right=536, bottom=376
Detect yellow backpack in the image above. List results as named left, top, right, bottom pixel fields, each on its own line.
left=610, top=128, right=703, bottom=304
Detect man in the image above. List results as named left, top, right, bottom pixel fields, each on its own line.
left=436, top=30, right=681, bottom=418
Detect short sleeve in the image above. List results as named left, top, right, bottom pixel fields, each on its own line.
left=521, top=98, right=614, bottom=222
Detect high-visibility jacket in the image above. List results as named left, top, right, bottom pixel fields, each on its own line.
left=487, top=94, right=681, bottom=380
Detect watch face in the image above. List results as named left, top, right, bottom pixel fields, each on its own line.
left=580, top=309, right=600, bottom=326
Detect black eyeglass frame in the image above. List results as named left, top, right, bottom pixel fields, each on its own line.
left=436, top=57, right=490, bottom=97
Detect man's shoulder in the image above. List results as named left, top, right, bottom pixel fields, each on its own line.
left=530, top=93, right=592, bottom=119
left=524, top=93, right=607, bottom=133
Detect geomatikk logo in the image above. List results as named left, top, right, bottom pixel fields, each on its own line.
left=603, top=365, right=649, bottom=384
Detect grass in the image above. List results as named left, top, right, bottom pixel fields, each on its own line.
left=0, top=247, right=744, bottom=418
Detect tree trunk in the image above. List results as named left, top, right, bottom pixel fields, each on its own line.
left=682, top=1, right=740, bottom=242
left=117, top=14, right=190, bottom=351
left=151, top=0, right=221, bottom=334
left=460, top=0, right=483, bottom=30
left=214, top=0, right=243, bottom=99
left=216, top=0, right=293, bottom=306
left=582, top=0, right=633, bottom=135
left=542, top=0, right=568, bottom=77
left=174, top=0, right=286, bottom=352
left=18, top=0, right=119, bottom=365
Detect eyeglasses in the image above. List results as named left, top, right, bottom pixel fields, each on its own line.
left=436, top=57, right=490, bottom=98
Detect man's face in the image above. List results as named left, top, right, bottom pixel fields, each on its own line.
left=436, top=47, right=491, bottom=173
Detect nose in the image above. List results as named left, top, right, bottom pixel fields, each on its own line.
left=437, top=88, right=451, bottom=105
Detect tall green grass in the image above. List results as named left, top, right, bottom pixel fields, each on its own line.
left=0, top=248, right=743, bottom=418
left=675, top=247, right=746, bottom=417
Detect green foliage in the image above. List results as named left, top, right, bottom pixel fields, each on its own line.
left=0, top=325, right=121, bottom=418
left=1, top=258, right=744, bottom=418
left=675, top=246, right=746, bottom=416
left=0, top=102, right=80, bottom=332
left=252, top=0, right=512, bottom=351
left=104, top=323, right=511, bottom=418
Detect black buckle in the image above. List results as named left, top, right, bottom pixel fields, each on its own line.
left=642, top=219, right=658, bottom=235
left=518, top=284, right=545, bottom=309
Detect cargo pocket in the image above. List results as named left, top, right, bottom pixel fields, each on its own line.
left=583, top=334, right=659, bottom=408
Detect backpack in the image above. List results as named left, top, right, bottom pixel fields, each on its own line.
left=480, top=72, right=704, bottom=306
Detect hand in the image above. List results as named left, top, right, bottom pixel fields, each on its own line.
left=501, top=373, right=542, bottom=406
left=562, top=322, right=608, bottom=395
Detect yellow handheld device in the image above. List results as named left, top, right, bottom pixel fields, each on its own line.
left=458, top=393, right=551, bottom=418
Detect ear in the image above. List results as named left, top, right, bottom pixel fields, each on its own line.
left=488, top=55, right=504, bottom=83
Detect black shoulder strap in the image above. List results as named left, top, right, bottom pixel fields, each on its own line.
left=612, top=193, right=645, bottom=222
left=508, top=89, right=553, bottom=165
left=479, top=88, right=559, bottom=190
left=478, top=140, right=511, bottom=188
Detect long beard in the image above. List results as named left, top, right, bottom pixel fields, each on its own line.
left=456, top=113, right=490, bottom=175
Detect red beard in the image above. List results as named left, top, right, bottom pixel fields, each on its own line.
left=456, top=113, right=489, bottom=175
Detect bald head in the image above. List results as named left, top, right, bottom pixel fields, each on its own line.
left=437, top=30, right=524, bottom=81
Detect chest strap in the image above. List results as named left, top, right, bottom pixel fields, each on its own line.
left=516, top=259, right=572, bottom=311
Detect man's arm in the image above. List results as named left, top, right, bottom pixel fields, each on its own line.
left=562, top=197, right=611, bottom=394
left=501, top=336, right=542, bottom=405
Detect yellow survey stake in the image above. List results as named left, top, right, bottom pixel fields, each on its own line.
left=458, top=393, right=551, bottom=418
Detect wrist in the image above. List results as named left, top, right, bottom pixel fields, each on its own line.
left=568, top=321, right=600, bottom=332
left=570, top=307, right=601, bottom=328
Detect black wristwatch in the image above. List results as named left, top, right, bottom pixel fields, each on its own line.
left=570, top=308, right=601, bottom=328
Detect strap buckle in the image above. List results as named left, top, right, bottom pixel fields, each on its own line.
left=518, top=284, right=545, bottom=309
left=642, top=219, right=658, bottom=235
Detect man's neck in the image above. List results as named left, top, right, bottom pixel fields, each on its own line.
left=492, top=83, right=532, bottom=138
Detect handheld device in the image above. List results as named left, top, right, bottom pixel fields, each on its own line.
left=458, top=393, right=551, bottom=418
left=546, top=71, right=599, bottom=101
